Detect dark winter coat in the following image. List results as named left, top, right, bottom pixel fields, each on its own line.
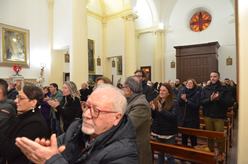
left=55, top=95, right=81, bottom=132
left=151, top=99, right=179, bottom=135
left=177, top=88, right=200, bottom=127
left=79, top=88, right=90, bottom=101
left=142, top=80, right=155, bottom=102
left=40, top=93, right=51, bottom=121
left=0, top=99, right=16, bottom=130
left=172, top=87, right=179, bottom=97
left=200, top=81, right=233, bottom=119
left=45, top=114, right=139, bottom=164
left=0, top=108, right=47, bottom=164
left=7, top=88, right=19, bottom=100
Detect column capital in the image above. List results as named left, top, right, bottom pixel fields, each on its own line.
left=47, top=0, right=54, bottom=5
left=102, top=18, right=107, bottom=27
left=121, top=12, right=138, bottom=21
left=153, top=29, right=165, bottom=35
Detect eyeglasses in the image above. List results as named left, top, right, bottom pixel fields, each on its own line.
left=186, top=82, right=193, bottom=85
left=81, top=102, right=118, bottom=118
left=135, top=75, right=142, bottom=78
left=121, top=86, right=128, bottom=89
left=16, top=95, right=29, bottom=102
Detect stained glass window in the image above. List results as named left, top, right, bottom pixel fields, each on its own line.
left=190, top=11, right=212, bottom=32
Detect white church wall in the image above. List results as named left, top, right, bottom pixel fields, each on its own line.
left=53, top=0, right=72, bottom=50
left=163, top=0, right=236, bottom=82
left=106, top=18, right=124, bottom=58
left=0, top=0, right=50, bottom=85
left=135, top=0, right=154, bottom=29
left=139, top=33, right=154, bottom=80
left=88, top=16, right=103, bottom=75
left=106, top=18, right=125, bottom=84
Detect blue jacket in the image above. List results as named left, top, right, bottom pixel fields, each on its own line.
left=177, top=88, right=200, bottom=127
left=151, top=99, right=179, bottom=135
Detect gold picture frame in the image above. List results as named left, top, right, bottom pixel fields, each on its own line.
left=0, top=23, right=30, bottom=68
left=88, top=39, right=95, bottom=74
left=65, top=51, right=69, bottom=63
left=97, top=56, right=101, bottom=66
left=171, top=60, right=175, bottom=68
left=117, top=56, right=122, bottom=75
left=226, top=56, right=232, bottom=65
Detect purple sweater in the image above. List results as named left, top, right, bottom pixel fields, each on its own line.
left=40, top=93, right=51, bottom=121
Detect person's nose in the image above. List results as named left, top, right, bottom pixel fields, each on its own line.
left=83, top=107, right=92, bottom=119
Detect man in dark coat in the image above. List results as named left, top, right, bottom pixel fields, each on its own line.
left=170, top=81, right=179, bottom=97
left=134, top=70, right=154, bottom=102
left=175, top=79, right=184, bottom=91
left=16, top=84, right=139, bottom=164
left=123, top=76, right=152, bottom=164
left=225, top=78, right=236, bottom=104
left=79, top=82, right=90, bottom=101
left=7, top=81, right=19, bottom=100
left=200, top=71, right=232, bottom=152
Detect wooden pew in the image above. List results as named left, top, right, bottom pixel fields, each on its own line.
left=150, top=140, right=219, bottom=164
left=177, top=127, right=227, bottom=163
left=199, top=110, right=234, bottom=147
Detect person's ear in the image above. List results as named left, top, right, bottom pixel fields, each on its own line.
left=30, top=99, right=37, bottom=108
left=113, top=113, right=123, bottom=126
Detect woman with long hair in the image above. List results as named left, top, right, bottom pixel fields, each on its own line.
left=177, top=78, right=200, bottom=147
left=48, top=81, right=81, bottom=133
left=150, top=83, right=179, bottom=164
left=0, top=86, right=46, bottom=164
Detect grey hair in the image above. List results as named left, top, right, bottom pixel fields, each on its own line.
left=93, top=84, right=127, bottom=114
left=82, top=81, right=88, bottom=88
left=124, top=76, right=143, bottom=93
left=64, top=81, right=80, bottom=100
left=9, top=81, right=15, bottom=86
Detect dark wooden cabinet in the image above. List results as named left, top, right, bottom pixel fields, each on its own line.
left=174, top=42, right=220, bottom=83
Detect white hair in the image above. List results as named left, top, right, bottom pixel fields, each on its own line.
left=81, top=81, right=88, bottom=88
left=93, top=84, right=127, bottom=114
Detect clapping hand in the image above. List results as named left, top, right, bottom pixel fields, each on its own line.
left=210, top=92, right=219, bottom=101
left=181, top=94, right=187, bottom=102
left=150, top=101, right=155, bottom=111
left=157, top=101, right=162, bottom=112
left=15, top=134, right=66, bottom=164
left=47, top=99, right=60, bottom=108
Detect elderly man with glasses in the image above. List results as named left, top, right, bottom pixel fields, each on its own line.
left=15, top=84, right=139, bottom=164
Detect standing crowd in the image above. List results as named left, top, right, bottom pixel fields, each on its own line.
left=0, top=69, right=235, bottom=164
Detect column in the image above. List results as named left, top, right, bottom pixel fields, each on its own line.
left=153, top=29, right=165, bottom=83
left=102, top=18, right=112, bottom=80
left=70, top=0, right=88, bottom=88
left=122, top=12, right=138, bottom=78
left=135, top=31, right=140, bottom=69
left=48, top=0, right=63, bottom=89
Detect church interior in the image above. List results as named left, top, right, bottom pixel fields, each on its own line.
left=0, top=0, right=248, bottom=163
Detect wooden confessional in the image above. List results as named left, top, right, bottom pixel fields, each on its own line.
left=174, top=42, right=220, bottom=83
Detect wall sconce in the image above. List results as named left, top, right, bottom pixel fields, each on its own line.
left=226, top=56, right=232, bottom=65
left=97, top=56, right=101, bottom=66
left=112, top=59, right=115, bottom=67
left=171, top=60, right=175, bottom=68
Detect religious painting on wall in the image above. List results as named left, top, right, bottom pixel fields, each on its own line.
left=0, top=23, right=30, bottom=68
left=88, top=39, right=95, bottom=74
left=226, top=56, right=232, bottom=65
left=141, top=66, right=151, bottom=81
left=65, top=51, right=70, bottom=63
left=190, top=11, right=212, bottom=32
left=117, top=56, right=122, bottom=75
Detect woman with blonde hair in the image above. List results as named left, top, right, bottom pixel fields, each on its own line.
left=150, top=83, right=179, bottom=164
left=48, top=81, right=81, bottom=133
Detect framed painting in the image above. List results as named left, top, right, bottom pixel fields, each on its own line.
left=141, top=66, right=151, bottom=81
left=117, top=56, right=122, bottom=75
left=65, top=51, right=70, bottom=63
left=0, top=23, right=30, bottom=68
left=88, top=39, right=95, bottom=74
